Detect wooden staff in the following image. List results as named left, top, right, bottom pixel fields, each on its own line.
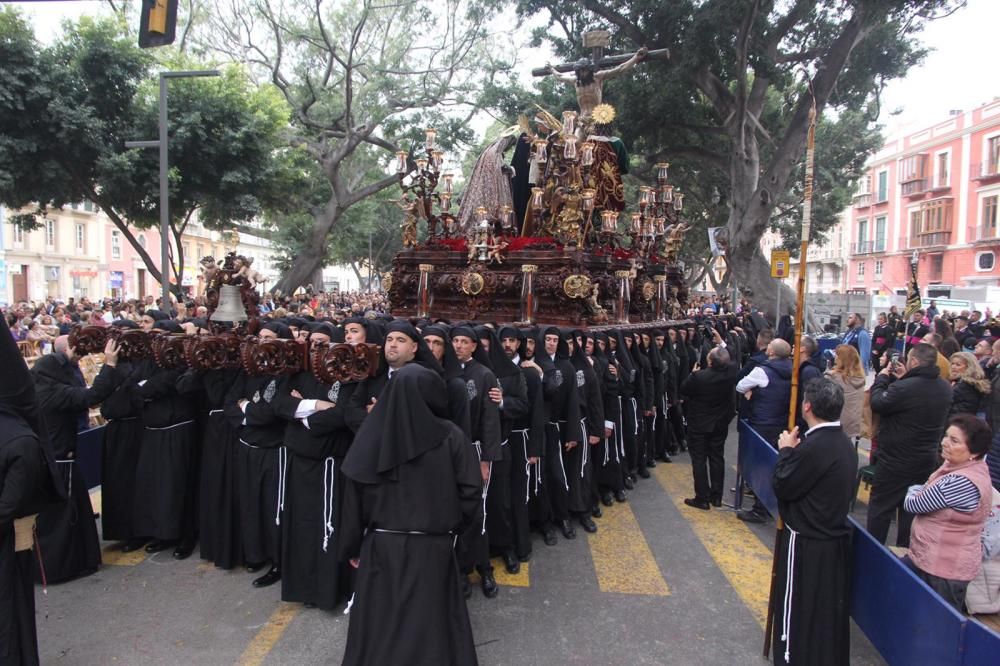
left=763, top=99, right=816, bottom=658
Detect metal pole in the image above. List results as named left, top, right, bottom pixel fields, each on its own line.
left=776, top=282, right=781, bottom=325
left=159, top=74, right=170, bottom=312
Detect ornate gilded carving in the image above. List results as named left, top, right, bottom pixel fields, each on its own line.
left=461, top=271, right=486, bottom=296
left=310, top=342, right=381, bottom=384
left=563, top=274, right=593, bottom=299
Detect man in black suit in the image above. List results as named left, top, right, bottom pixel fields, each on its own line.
left=680, top=346, right=738, bottom=509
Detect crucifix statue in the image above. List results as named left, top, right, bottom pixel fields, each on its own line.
left=533, top=30, right=668, bottom=120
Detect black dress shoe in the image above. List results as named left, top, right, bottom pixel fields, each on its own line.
left=623, top=475, right=635, bottom=490
left=636, top=466, right=651, bottom=479
left=578, top=516, right=598, bottom=533
left=480, top=570, right=499, bottom=599
left=679, top=440, right=688, bottom=452
left=737, top=509, right=768, bottom=524
left=591, top=504, right=603, bottom=519
left=710, top=497, right=723, bottom=508
left=462, top=575, right=472, bottom=599
left=144, top=539, right=175, bottom=554
left=253, top=566, right=281, bottom=588
left=559, top=519, right=577, bottom=540
left=502, top=550, right=520, bottom=574
left=646, top=458, right=657, bottom=468
left=172, top=539, right=196, bottom=560
left=121, top=537, right=148, bottom=553
left=542, top=525, right=558, bottom=546
left=246, top=561, right=267, bottom=574
left=614, top=490, right=627, bottom=503
left=684, top=498, right=711, bottom=511
left=517, top=551, right=532, bottom=563
left=662, top=454, right=672, bottom=463
left=600, top=492, right=614, bottom=507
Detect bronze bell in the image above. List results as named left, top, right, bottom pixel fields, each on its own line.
left=210, top=284, right=248, bottom=322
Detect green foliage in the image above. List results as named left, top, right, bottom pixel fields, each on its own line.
left=475, top=0, right=960, bottom=275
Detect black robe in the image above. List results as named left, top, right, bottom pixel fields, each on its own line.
left=340, top=424, right=481, bottom=666
left=224, top=373, right=285, bottom=566
left=570, top=354, right=603, bottom=513
left=178, top=367, right=242, bottom=568
left=273, top=372, right=356, bottom=610
left=535, top=353, right=582, bottom=524
left=132, top=362, right=199, bottom=541
left=771, top=424, right=857, bottom=666
left=507, top=364, right=546, bottom=558
left=99, top=361, right=143, bottom=542
left=0, top=433, right=46, bottom=666
left=594, top=352, right=624, bottom=493
left=30, top=354, right=117, bottom=583
left=486, top=368, right=528, bottom=554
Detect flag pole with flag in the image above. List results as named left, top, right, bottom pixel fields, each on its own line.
left=903, top=250, right=921, bottom=359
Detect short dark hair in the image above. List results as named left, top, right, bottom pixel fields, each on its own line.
left=909, top=343, right=939, bottom=368
left=800, top=335, right=818, bottom=356
left=948, top=413, right=992, bottom=458
left=802, top=377, right=844, bottom=422
left=708, top=347, right=730, bottom=367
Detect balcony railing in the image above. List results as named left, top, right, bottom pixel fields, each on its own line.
left=901, top=178, right=929, bottom=197
left=976, top=224, right=1000, bottom=241
left=854, top=193, right=872, bottom=207
left=904, top=231, right=952, bottom=248
left=974, top=161, right=1000, bottom=180
left=851, top=240, right=886, bottom=255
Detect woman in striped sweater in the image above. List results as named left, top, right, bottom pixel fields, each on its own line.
left=903, top=414, right=994, bottom=611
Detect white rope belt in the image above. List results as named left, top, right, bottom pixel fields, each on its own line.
left=547, top=422, right=569, bottom=490
left=276, top=447, right=287, bottom=526
left=781, top=527, right=800, bottom=663
left=145, top=419, right=195, bottom=431
left=322, top=456, right=335, bottom=552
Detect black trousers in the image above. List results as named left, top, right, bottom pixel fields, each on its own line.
left=688, top=422, right=729, bottom=503
left=867, top=465, right=934, bottom=548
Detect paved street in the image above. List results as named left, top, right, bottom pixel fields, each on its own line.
left=38, top=425, right=883, bottom=665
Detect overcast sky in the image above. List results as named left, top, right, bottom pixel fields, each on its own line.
left=13, top=0, right=997, bottom=140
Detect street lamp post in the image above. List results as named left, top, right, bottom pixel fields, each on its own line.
left=126, top=69, right=220, bottom=312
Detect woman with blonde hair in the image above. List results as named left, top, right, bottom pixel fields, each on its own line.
left=825, top=344, right=866, bottom=438
left=948, top=351, right=991, bottom=418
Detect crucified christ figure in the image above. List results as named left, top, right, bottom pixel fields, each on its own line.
left=545, top=46, right=647, bottom=119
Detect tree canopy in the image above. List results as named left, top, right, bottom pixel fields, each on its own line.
left=481, top=0, right=962, bottom=314
left=0, top=9, right=293, bottom=294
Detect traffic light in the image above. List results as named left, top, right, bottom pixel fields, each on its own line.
left=138, top=0, right=178, bottom=49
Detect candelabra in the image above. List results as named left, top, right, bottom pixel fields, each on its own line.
left=396, top=128, right=453, bottom=241
left=630, top=162, right=687, bottom=262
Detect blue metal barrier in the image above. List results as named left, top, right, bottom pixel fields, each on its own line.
left=736, top=419, right=1000, bottom=665
left=76, top=425, right=106, bottom=491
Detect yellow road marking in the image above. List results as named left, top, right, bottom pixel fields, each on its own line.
left=238, top=602, right=300, bottom=666
left=469, top=558, right=531, bottom=587
left=653, top=462, right=772, bottom=627
left=586, top=500, right=670, bottom=596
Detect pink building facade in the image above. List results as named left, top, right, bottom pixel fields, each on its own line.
left=847, top=100, right=1000, bottom=297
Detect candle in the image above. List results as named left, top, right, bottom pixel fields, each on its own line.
left=440, top=192, right=452, bottom=211
left=431, top=150, right=444, bottom=170
left=425, top=128, right=437, bottom=150
left=395, top=151, right=408, bottom=174
left=656, top=162, right=670, bottom=185
left=581, top=188, right=596, bottom=212
left=662, top=185, right=673, bottom=204
left=533, top=139, right=548, bottom=164
left=580, top=141, right=595, bottom=167
left=562, top=110, right=577, bottom=136
left=500, top=205, right=513, bottom=231
left=531, top=186, right=544, bottom=210
left=563, top=135, right=578, bottom=160
left=415, top=157, right=428, bottom=172
left=655, top=217, right=666, bottom=235
left=442, top=173, right=454, bottom=193
left=639, top=186, right=652, bottom=206
left=673, top=191, right=684, bottom=212
left=630, top=213, right=642, bottom=234
left=475, top=206, right=489, bottom=223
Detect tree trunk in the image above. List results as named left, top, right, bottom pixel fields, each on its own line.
left=273, top=201, right=339, bottom=294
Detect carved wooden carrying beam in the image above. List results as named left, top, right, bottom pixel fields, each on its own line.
left=309, top=342, right=381, bottom=384
left=240, top=337, right=308, bottom=376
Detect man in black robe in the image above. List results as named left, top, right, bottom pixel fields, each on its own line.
left=339, top=364, right=481, bottom=666
left=225, top=321, right=293, bottom=587
left=771, top=377, right=856, bottom=665
left=133, top=318, right=200, bottom=557
left=31, top=335, right=120, bottom=582
left=177, top=329, right=243, bottom=567
left=608, top=330, right=639, bottom=491
left=450, top=326, right=502, bottom=598
left=475, top=326, right=529, bottom=575
left=498, top=327, right=545, bottom=564
left=591, top=332, right=626, bottom=506
left=630, top=332, right=655, bottom=479
left=99, top=320, right=146, bottom=552
left=534, top=327, right=583, bottom=542
left=567, top=329, right=604, bottom=531
left=272, top=322, right=355, bottom=610
left=1, top=314, right=64, bottom=666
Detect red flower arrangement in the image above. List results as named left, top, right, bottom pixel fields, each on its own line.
left=429, top=237, right=468, bottom=252
left=506, top=236, right=562, bottom=253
